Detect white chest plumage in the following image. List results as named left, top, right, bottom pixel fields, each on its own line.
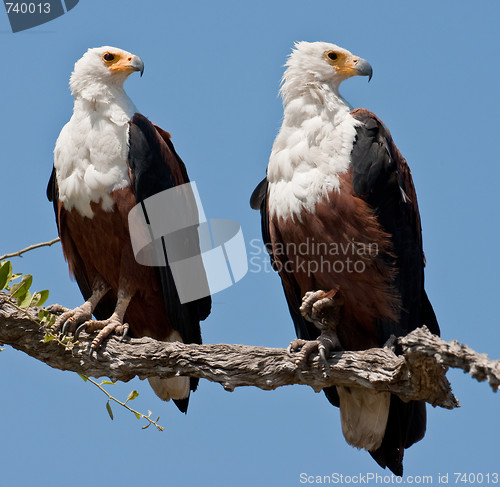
left=267, top=88, right=360, bottom=222
left=54, top=95, right=135, bottom=218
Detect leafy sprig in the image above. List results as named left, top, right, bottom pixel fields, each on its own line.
left=1, top=251, right=164, bottom=431
left=0, top=260, right=49, bottom=308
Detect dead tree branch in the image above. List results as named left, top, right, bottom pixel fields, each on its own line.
left=1, top=291, right=498, bottom=410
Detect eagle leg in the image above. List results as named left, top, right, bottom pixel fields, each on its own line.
left=77, top=288, right=132, bottom=352
left=288, top=290, right=343, bottom=366
left=52, top=276, right=110, bottom=335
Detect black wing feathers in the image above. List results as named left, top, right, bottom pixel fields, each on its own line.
left=128, top=116, right=178, bottom=200
left=350, top=108, right=439, bottom=340
left=350, top=108, right=439, bottom=475
left=46, top=167, right=59, bottom=230
left=128, top=113, right=211, bottom=347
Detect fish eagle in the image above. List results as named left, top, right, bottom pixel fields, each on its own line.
left=251, top=41, right=439, bottom=475
left=47, top=46, right=211, bottom=412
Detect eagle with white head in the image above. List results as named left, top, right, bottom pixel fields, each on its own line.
left=251, top=41, right=440, bottom=475
left=47, top=46, right=211, bottom=413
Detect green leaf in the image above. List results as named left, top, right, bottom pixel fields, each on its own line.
left=38, top=309, right=55, bottom=324
left=17, top=290, right=32, bottom=308
left=101, top=380, right=116, bottom=385
left=134, top=412, right=141, bottom=420
left=10, top=274, right=32, bottom=299
left=43, top=334, right=56, bottom=343
left=31, top=290, right=49, bottom=307
left=77, top=373, right=88, bottom=382
left=125, top=390, right=139, bottom=403
left=0, top=261, right=12, bottom=290
left=106, top=401, right=114, bottom=420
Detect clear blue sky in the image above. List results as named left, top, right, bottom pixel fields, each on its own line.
left=1, top=1, right=499, bottom=485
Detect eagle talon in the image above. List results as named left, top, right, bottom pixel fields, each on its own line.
left=300, top=289, right=342, bottom=333
left=288, top=338, right=308, bottom=354
left=61, top=320, right=72, bottom=335
left=45, top=304, right=68, bottom=315
left=288, top=333, right=343, bottom=367
left=319, top=347, right=328, bottom=364
left=52, top=304, right=93, bottom=335
left=121, top=325, right=130, bottom=340
left=74, top=323, right=87, bottom=341
left=83, top=318, right=129, bottom=351
left=300, top=290, right=327, bottom=321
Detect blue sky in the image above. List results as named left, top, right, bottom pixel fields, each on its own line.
left=1, top=1, right=499, bottom=485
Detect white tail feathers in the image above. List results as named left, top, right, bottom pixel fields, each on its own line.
left=148, top=376, right=190, bottom=402
left=337, top=386, right=391, bottom=451
left=147, top=330, right=190, bottom=402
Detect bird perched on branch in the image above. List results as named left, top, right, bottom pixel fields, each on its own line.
left=251, top=41, right=439, bottom=475
left=47, top=46, right=211, bottom=412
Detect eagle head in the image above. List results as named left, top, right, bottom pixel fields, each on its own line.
left=69, top=46, right=144, bottom=97
left=281, top=41, right=372, bottom=99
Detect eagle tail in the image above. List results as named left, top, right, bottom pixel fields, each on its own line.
left=369, top=396, right=427, bottom=477
left=148, top=376, right=191, bottom=413
left=337, top=386, right=391, bottom=452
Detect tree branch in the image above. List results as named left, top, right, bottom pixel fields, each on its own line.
left=0, top=238, right=61, bottom=261
left=1, top=291, right=498, bottom=410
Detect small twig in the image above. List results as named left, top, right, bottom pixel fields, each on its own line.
left=0, top=238, right=60, bottom=261
left=0, top=241, right=164, bottom=428
left=0, top=292, right=157, bottom=423
left=85, top=377, right=164, bottom=431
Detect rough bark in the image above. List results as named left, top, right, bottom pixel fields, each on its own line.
left=1, top=291, right=498, bottom=409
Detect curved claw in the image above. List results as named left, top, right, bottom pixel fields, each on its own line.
left=61, top=320, right=72, bottom=335
left=319, top=347, right=328, bottom=364
left=121, top=324, right=130, bottom=340
left=74, top=323, right=87, bottom=341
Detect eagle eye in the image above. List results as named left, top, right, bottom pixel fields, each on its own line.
left=103, top=53, right=115, bottom=62
left=327, top=52, right=338, bottom=61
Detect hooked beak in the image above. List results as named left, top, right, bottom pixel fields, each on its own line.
left=130, top=55, right=144, bottom=77
left=355, top=58, right=373, bottom=82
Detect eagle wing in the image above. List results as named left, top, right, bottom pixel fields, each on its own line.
left=349, top=108, right=439, bottom=474
left=127, top=113, right=212, bottom=347
left=349, top=108, right=439, bottom=341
